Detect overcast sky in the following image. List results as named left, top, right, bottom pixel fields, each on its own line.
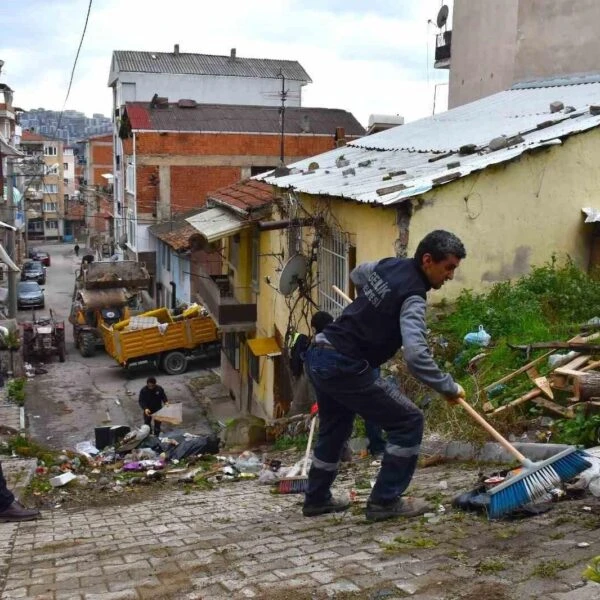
left=0, top=0, right=452, bottom=127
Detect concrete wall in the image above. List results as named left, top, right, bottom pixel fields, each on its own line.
left=449, top=0, right=519, bottom=108
left=114, top=73, right=304, bottom=108
left=449, top=0, right=600, bottom=107
left=514, top=0, right=600, bottom=82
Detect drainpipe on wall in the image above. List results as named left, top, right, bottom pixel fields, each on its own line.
left=132, top=131, right=136, bottom=254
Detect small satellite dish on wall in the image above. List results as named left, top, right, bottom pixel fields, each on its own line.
left=278, top=254, right=307, bottom=296
left=436, top=4, right=449, bottom=28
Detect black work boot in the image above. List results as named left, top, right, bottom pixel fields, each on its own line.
left=0, top=501, right=41, bottom=522
left=303, top=495, right=350, bottom=517
left=366, top=497, right=431, bottom=522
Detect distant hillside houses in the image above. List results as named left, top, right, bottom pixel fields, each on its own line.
left=20, top=108, right=112, bottom=143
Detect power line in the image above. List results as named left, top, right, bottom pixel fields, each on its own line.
left=53, top=0, right=93, bottom=139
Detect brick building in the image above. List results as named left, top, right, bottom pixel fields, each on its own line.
left=118, top=100, right=364, bottom=292
left=81, top=134, right=113, bottom=251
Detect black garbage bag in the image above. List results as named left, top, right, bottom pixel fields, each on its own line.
left=167, top=435, right=220, bottom=461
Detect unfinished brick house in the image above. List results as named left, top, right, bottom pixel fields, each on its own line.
left=117, top=99, right=364, bottom=292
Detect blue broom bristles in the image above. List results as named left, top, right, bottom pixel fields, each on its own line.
left=488, top=448, right=591, bottom=519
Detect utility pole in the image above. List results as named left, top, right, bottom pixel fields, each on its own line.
left=278, top=70, right=287, bottom=166
left=6, top=159, right=17, bottom=318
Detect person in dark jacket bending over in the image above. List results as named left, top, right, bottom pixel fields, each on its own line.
left=139, top=377, right=168, bottom=436
left=302, top=230, right=466, bottom=521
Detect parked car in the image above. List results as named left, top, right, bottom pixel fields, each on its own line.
left=29, top=247, right=50, bottom=266
left=35, top=251, right=51, bottom=266
left=17, top=281, right=45, bottom=310
left=21, top=260, right=46, bottom=284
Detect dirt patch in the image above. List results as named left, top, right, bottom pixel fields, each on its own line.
left=457, top=582, right=511, bottom=600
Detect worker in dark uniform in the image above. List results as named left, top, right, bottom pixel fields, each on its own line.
left=139, top=377, right=168, bottom=436
left=0, top=462, right=40, bottom=522
left=302, top=230, right=466, bottom=521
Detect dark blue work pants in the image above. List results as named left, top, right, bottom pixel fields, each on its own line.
left=304, top=346, right=424, bottom=506
left=0, top=462, right=15, bottom=511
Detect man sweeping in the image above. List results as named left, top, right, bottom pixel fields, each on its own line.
left=302, top=230, right=466, bottom=521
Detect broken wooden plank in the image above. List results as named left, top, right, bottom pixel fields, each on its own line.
left=582, top=359, right=600, bottom=372
left=484, top=350, right=554, bottom=392
left=510, top=342, right=600, bottom=352
left=534, top=376, right=554, bottom=399
left=553, top=367, right=587, bottom=378
left=531, top=396, right=574, bottom=418
left=491, top=388, right=542, bottom=414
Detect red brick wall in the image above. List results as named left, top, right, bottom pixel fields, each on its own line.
left=135, top=132, right=338, bottom=157
left=135, top=165, right=159, bottom=214
left=170, top=166, right=241, bottom=213
left=91, top=144, right=112, bottom=167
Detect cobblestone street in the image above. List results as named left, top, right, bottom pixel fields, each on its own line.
left=2, top=459, right=600, bottom=600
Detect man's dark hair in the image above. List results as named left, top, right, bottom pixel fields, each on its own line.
left=414, top=230, right=466, bottom=264
left=311, top=311, right=334, bottom=334
left=147, top=377, right=157, bottom=385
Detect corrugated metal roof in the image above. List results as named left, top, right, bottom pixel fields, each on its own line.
left=124, top=102, right=365, bottom=136
left=258, top=80, right=600, bottom=206
left=113, top=51, right=311, bottom=82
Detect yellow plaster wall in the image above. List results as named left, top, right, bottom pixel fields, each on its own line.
left=406, top=130, right=600, bottom=299
left=253, top=198, right=398, bottom=417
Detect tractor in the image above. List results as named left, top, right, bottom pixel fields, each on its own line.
left=21, top=311, right=66, bottom=364
left=69, top=258, right=150, bottom=357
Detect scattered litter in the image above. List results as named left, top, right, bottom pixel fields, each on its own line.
left=464, top=325, right=491, bottom=347
left=578, top=542, right=591, bottom=548
left=49, top=472, right=77, bottom=487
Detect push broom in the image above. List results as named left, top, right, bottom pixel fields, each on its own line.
left=277, top=411, right=318, bottom=494
left=457, top=398, right=591, bottom=518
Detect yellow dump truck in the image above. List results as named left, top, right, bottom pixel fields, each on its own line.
left=100, top=305, right=220, bottom=374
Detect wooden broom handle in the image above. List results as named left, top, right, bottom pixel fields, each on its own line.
left=456, top=398, right=527, bottom=464
left=332, top=285, right=353, bottom=304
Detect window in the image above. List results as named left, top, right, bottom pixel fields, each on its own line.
left=46, top=220, right=58, bottom=229
left=43, top=202, right=57, bottom=212
left=63, top=178, right=69, bottom=186
left=125, top=160, right=135, bottom=194
left=166, top=245, right=171, bottom=272
left=43, top=184, right=58, bottom=194
left=63, top=162, right=68, bottom=171
left=223, top=333, right=240, bottom=369
left=44, top=145, right=57, bottom=156
left=251, top=229, right=260, bottom=291
left=317, top=228, right=354, bottom=317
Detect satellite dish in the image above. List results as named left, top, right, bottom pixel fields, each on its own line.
left=436, top=4, right=449, bottom=28
left=278, top=254, right=307, bottom=296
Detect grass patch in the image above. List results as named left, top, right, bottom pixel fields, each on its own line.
left=549, top=532, right=565, bottom=540
left=494, top=527, right=518, bottom=540
left=6, top=378, right=26, bottom=406
left=476, top=557, right=507, bottom=574
left=532, top=559, right=568, bottom=578
left=272, top=433, right=308, bottom=451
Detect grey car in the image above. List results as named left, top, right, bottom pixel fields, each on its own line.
left=17, top=281, right=45, bottom=310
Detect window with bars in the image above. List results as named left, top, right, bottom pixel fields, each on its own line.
left=317, top=228, right=355, bottom=317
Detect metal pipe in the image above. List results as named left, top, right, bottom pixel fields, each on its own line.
left=257, top=217, right=322, bottom=231
left=6, top=160, right=17, bottom=318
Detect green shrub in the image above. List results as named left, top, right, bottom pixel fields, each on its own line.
left=7, top=378, right=26, bottom=406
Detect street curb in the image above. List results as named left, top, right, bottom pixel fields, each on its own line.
left=422, top=439, right=573, bottom=463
